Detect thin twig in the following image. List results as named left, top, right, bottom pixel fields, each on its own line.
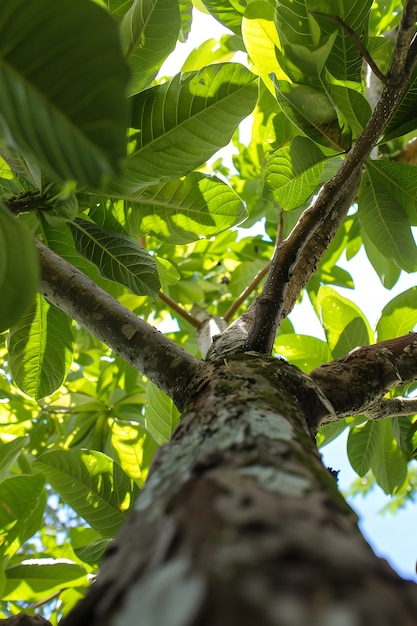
left=310, top=11, right=386, bottom=82
left=158, top=291, right=201, bottom=328
left=223, top=261, right=271, bottom=322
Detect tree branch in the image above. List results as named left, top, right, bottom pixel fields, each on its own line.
left=310, top=12, right=386, bottom=82
left=244, top=0, right=417, bottom=355
left=310, top=332, right=417, bottom=425
left=35, top=240, right=202, bottom=411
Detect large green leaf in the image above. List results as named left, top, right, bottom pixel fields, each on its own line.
left=361, top=229, right=400, bottom=289
left=110, top=63, right=258, bottom=194
left=371, top=420, right=408, bottom=494
left=317, top=286, right=374, bottom=358
left=8, top=294, right=74, bottom=400
left=376, top=287, right=417, bottom=341
left=3, top=561, right=86, bottom=601
left=347, top=421, right=379, bottom=477
left=120, top=0, right=181, bottom=93
left=328, top=84, right=372, bottom=138
left=0, top=436, right=29, bottom=482
left=306, top=0, right=373, bottom=82
left=358, top=167, right=417, bottom=273
left=144, top=381, right=180, bottom=444
left=109, top=418, right=158, bottom=487
left=264, top=136, right=326, bottom=210
left=0, top=0, right=129, bottom=185
left=34, top=449, right=138, bottom=538
left=121, top=173, right=248, bottom=244
left=274, top=334, right=332, bottom=372
left=70, top=218, right=160, bottom=297
left=0, top=204, right=39, bottom=332
left=273, top=80, right=349, bottom=151
left=0, top=474, right=46, bottom=559
left=365, top=160, right=417, bottom=225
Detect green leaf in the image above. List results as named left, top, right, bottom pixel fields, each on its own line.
left=361, top=229, right=401, bottom=289
left=8, top=294, right=74, bottom=400
left=70, top=218, right=161, bottom=297
left=0, top=0, right=129, bottom=185
left=34, top=449, right=138, bottom=538
left=392, top=416, right=417, bottom=458
left=181, top=35, right=243, bottom=72
left=317, top=286, right=374, bottom=358
left=365, top=160, right=417, bottom=225
left=109, top=418, right=158, bottom=487
left=0, top=204, right=39, bottom=333
left=0, top=436, right=29, bottom=482
left=120, top=0, right=181, bottom=93
left=265, top=136, right=326, bottom=210
left=358, top=167, right=417, bottom=272
left=0, top=474, right=46, bottom=558
left=3, top=561, right=86, bottom=601
left=274, top=334, right=332, bottom=372
left=121, top=172, right=248, bottom=243
left=371, top=419, right=408, bottom=494
left=347, top=421, right=379, bottom=477
left=317, top=420, right=347, bottom=448
left=376, top=287, right=417, bottom=341
left=307, top=0, right=373, bottom=82
left=144, top=381, right=180, bottom=444
left=242, top=1, right=282, bottom=80
left=273, top=80, right=349, bottom=151
left=328, top=84, right=372, bottom=138
left=110, top=63, right=258, bottom=194
left=383, top=70, right=417, bottom=143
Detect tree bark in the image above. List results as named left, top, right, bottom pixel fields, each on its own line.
left=61, top=355, right=417, bottom=626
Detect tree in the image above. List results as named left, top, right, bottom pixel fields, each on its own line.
left=1, top=0, right=417, bottom=623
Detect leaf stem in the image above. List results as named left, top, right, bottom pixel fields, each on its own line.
left=310, top=11, right=386, bottom=82
left=158, top=291, right=201, bottom=328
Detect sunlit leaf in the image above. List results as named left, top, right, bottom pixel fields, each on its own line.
left=110, top=63, right=258, bottom=194
left=121, top=173, right=247, bottom=243
left=0, top=436, right=29, bottom=482
left=3, top=561, right=86, bottom=601
left=0, top=0, right=129, bottom=185
left=144, top=381, right=180, bottom=444
left=70, top=218, right=161, bottom=297
left=9, top=295, right=74, bottom=400
left=0, top=474, right=46, bottom=559
left=120, top=0, right=181, bottom=93
left=317, top=286, right=374, bottom=358
left=371, top=420, right=408, bottom=494
left=347, top=421, right=379, bottom=477
left=376, top=287, right=417, bottom=341
left=0, top=204, right=39, bottom=333
left=34, top=449, right=138, bottom=538
left=274, top=334, right=332, bottom=372
left=265, top=136, right=326, bottom=210
left=358, top=167, right=417, bottom=273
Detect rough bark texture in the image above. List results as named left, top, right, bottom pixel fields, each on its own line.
left=61, top=355, right=417, bottom=626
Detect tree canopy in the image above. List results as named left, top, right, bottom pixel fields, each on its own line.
left=1, top=0, right=417, bottom=622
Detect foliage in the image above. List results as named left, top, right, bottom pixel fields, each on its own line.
left=0, top=0, right=416, bottom=621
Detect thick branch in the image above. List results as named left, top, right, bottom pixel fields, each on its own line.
left=244, top=1, right=417, bottom=354
left=35, top=240, right=201, bottom=411
left=310, top=332, right=417, bottom=425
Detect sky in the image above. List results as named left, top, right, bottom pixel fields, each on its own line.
left=161, top=6, right=417, bottom=582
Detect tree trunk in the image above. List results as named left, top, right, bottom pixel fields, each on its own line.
left=61, top=355, right=417, bottom=626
